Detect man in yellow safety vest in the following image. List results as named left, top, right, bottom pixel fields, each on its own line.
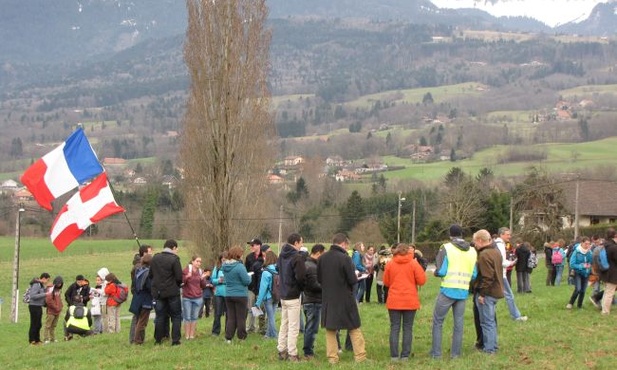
left=430, top=224, right=477, bottom=359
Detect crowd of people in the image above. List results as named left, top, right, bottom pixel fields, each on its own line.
left=24, top=227, right=617, bottom=363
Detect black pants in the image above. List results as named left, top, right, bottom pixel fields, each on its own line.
left=224, top=296, right=248, bottom=341
left=364, top=274, right=374, bottom=303
left=154, top=295, right=182, bottom=344
left=28, top=305, right=43, bottom=343
left=212, top=296, right=227, bottom=335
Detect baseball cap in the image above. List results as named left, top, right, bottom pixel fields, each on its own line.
left=247, top=238, right=262, bottom=245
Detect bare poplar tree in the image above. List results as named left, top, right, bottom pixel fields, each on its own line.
left=181, top=0, right=273, bottom=262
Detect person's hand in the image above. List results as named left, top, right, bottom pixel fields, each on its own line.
left=478, top=296, right=485, bottom=305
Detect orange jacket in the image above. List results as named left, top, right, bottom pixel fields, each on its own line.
left=383, top=253, right=427, bottom=310
left=104, top=282, right=121, bottom=307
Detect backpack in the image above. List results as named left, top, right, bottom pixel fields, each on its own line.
left=73, top=305, right=85, bottom=319
left=269, top=272, right=281, bottom=304
left=22, top=286, right=32, bottom=304
left=551, top=249, right=564, bottom=265
left=527, top=253, right=538, bottom=269
left=134, top=267, right=149, bottom=293
left=599, top=247, right=610, bottom=272
left=113, top=284, right=129, bottom=304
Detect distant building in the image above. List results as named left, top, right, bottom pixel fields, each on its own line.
left=133, top=177, right=147, bottom=185
left=1, top=179, right=19, bottom=191
left=326, top=156, right=345, bottom=167
left=520, top=180, right=617, bottom=230
left=284, top=156, right=304, bottom=166
left=335, top=169, right=361, bottom=182
left=161, top=175, right=179, bottom=189
left=102, top=157, right=127, bottom=166
left=13, top=188, right=33, bottom=202
left=267, top=174, right=285, bottom=184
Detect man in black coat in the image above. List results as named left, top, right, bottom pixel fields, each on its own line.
left=149, top=239, right=183, bottom=346
left=302, top=243, right=325, bottom=359
left=317, top=233, right=367, bottom=364
left=245, top=238, right=265, bottom=335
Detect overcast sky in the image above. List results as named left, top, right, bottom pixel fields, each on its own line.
left=431, top=0, right=609, bottom=27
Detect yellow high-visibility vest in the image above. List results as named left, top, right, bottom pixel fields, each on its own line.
left=66, top=305, right=90, bottom=331
left=441, top=242, right=477, bottom=290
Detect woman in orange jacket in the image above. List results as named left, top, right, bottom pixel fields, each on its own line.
left=383, top=243, right=427, bottom=361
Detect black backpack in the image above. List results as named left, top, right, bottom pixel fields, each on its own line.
left=269, top=271, right=281, bottom=304
left=73, top=305, right=85, bottom=319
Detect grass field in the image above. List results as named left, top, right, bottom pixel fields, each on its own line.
left=346, top=82, right=486, bottom=109
left=378, top=136, right=617, bottom=183
left=0, top=237, right=615, bottom=369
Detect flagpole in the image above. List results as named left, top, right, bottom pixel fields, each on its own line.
left=105, top=177, right=141, bottom=248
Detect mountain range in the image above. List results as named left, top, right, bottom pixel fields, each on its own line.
left=1, top=0, right=616, bottom=65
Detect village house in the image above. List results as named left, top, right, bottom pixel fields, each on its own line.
left=561, top=180, right=617, bottom=227
left=1, top=179, right=19, bottom=192
left=326, top=155, right=345, bottom=167
left=520, top=180, right=617, bottom=231
left=102, top=157, right=127, bottom=166
left=335, top=169, right=361, bottom=182
left=13, top=188, right=33, bottom=202
left=284, top=155, right=304, bottom=167
left=267, top=174, right=285, bottom=185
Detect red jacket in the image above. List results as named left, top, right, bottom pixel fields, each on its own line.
left=105, top=282, right=122, bottom=307
left=45, top=287, right=64, bottom=315
left=383, top=253, right=427, bottom=310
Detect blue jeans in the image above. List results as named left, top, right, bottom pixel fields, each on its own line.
left=502, top=278, right=522, bottom=319
left=554, top=265, right=564, bottom=286
left=430, top=292, right=466, bottom=359
left=182, top=297, right=204, bottom=322
left=569, top=273, right=589, bottom=308
left=356, top=279, right=366, bottom=302
left=389, top=309, right=416, bottom=359
left=211, top=296, right=226, bottom=335
left=154, top=294, right=182, bottom=344
left=264, top=299, right=278, bottom=339
left=303, top=303, right=321, bottom=356
left=475, top=295, right=498, bottom=353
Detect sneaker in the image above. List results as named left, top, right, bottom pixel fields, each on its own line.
left=589, top=296, right=600, bottom=309
left=566, top=303, right=573, bottom=309
left=288, top=355, right=301, bottom=362
left=515, top=316, right=528, bottom=322
left=278, top=351, right=288, bottom=361
left=303, top=355, right=314, bottom=361
left=225, top=340, right=232, bottom=344
left=43, top=340, right=50, bottom=345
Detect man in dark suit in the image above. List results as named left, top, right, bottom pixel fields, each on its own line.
left=317, top=233, right=366, bottom=364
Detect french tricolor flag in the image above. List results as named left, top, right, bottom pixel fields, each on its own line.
left=20, top=128, right=104, bottom=211
left=50, top=172, right=125, bottom=252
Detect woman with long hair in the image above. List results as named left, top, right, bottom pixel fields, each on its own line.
left=221, top=246, right=251, bottom=342
left=383, top=243, right=427, bottom=361
left=255, top=250, right=279, bottom=339
left=182, top=255, right=206, bottom=339
left=211, top=251, right=228, bottom=336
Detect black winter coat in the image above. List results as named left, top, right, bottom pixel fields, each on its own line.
left=303, top=257, right=321, bottom=304
left=601, top=239, right=617, bottom=284
left=149, top=250, right=182, bottom=299
left=515, top=246, right=531, bottom=273
left=317, top=244, right=360, bottom=330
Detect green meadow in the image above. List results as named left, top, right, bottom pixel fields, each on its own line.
left=379, top=137, right=617, bottom=183
left=0, top=237, right=615, bottom=369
